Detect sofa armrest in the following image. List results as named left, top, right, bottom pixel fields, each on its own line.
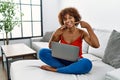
left=31, top=37, right=43, bottom=42
left=105, top=68, right=120, bottom=80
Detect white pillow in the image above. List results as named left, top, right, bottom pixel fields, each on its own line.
left=88, top=29, right=112, bottom=58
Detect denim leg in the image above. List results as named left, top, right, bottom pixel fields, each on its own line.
left=39, top=48, right=65, bottom=68
left=57, top=58, right=92, bottom=74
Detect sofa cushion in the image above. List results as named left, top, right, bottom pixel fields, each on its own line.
left=82, top=54, right=101, bottom=61
left=105, top=68, right=120, bottom=80
left=102, top=30, right=120, bottom=68
left=32, top=42, right=49, bottom=58
left=10, top=60, right=78, bottom=80
left=77, top=60, right=114, bottom=80
left=88, top=29, right=112, bottom=58
left=10, top=56, right=114, bottom=80
left=40, top=31, right=54, bottom=42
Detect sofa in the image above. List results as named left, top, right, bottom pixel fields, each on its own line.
left=10, top=28, right=120, bottom=80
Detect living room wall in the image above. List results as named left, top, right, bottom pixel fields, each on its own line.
left=43, top=0, right=120, bottom=32
left=42, top=0, right=61, bottom=33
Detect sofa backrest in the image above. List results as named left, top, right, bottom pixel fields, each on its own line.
left=82, top=40, right=89, bottom=53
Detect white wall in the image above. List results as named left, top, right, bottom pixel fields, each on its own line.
left=42, top=0, right=61, bottom=33
left=44, top=0, right=120, bottom=31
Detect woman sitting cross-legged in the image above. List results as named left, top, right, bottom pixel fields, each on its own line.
left=39, top=7, right=100, bottom=74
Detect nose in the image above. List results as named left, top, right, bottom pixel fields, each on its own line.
left=65, top=19, right=70, bottom=23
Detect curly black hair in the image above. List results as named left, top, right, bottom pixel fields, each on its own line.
left=58, top=7, right=81, bottom=26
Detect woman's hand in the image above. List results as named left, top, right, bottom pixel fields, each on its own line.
left=75, top=21, right=91, bottom=28
left=75, top=21, right=100, bottom=48
left=60, top=25, right=67, bottom=30
left=50, top=25, right=66, bottom=42
left=49, top=25, right=66, bottom=48
left=55, top=25, right=66, bottom=36
left=80, top=21, right=90, bottom=28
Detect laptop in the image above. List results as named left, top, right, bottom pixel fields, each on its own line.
left=51, top=41, right=80, bottom=61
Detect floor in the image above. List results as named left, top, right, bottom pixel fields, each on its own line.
left=0, top=61, right=7, bottom=80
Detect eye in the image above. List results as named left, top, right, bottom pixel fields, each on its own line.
left=63, top=18, right=67, bottom=22
left=69, top=16, right=74, bottom=19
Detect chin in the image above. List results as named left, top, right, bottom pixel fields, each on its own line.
left=66, top=25, right=72, bottom=28
left=67, top=27, right=72, bottom=29
left=67, top=26, right=74, bottom=28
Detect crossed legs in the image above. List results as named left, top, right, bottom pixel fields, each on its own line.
left=39, top=48, right=92, bottom=74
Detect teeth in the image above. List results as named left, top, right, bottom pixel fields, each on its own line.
left=68, top=22, right=72, bottom=25
left=68, top=23, right=71, bottom=25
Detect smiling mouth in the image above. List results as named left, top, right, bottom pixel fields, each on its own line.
left=66, top=22, right=74, bottom=27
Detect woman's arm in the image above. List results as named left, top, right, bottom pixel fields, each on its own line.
left=48, top=26, right=66, bottom=48
left=80, top=21, right=100, bottom=48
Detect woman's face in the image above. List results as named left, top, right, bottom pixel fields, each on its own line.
left=63, top=14, right=75, bottom=28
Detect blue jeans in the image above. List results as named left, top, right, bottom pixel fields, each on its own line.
left=39, top=48, right=92, bottom=74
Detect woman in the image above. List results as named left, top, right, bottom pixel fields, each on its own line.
left=39, top=7, right=100, bottom=74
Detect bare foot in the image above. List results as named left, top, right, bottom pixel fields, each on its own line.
left=40, top=65, right=57, bottom=72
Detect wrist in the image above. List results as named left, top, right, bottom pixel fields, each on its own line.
left=85, top=25, right=92, bottom=30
